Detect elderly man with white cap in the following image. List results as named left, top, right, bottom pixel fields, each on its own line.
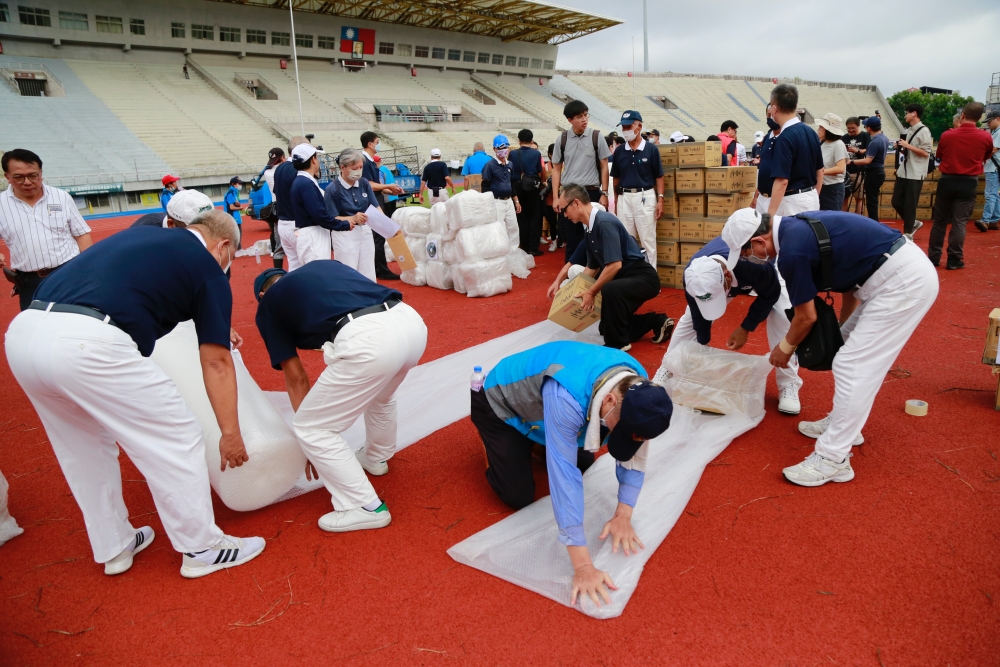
left=421, top=148, right=453, bottom=205
left=129, top=189, right=215, bottom=229
left=666, top=208, right=803, bottom=414
left=287, top=143, right=356, bottom=271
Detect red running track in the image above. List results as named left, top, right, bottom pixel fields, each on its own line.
left=0, top=215, right=998, bottom=665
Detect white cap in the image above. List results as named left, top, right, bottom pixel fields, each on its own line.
left=166, top=189, right=215, bottom=224
left=721, top=208, right=765, bottom=269
left=684, top=256, right=728, bottom=321
left=290, top=143, right=324, bottom=164
left=430, top=148, right=442, bottom=157
left=669, top=131, right=686, bottom=143
left=754, top=130, right=764, bottom=142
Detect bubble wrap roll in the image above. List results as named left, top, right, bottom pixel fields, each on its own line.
left=455, top=221, right=510, bottom=262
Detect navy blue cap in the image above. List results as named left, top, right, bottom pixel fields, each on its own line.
left=253, top=268, right=286, bottom=302
left=230, top=176, right=243, bottom=185
left=617, top=110, right=642, bottom=126
left=862, top=116, right=881, bottom=130
left=606, top=380, right=672, bottom=461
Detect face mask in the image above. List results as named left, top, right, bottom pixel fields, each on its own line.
left=496, top=149, right=509, bottom=159
left=767, top=118, right=781, bottom=132
left=374, top=142, right=381, bottom=152
left=748, top=241, right=770, bottom=264
left=599, top=402, right=619, bottom=429
left=347, top=168, right=363, bottom=181
left=622, top=129, right=637, bottom=142
left=217, top=243, right=232, bottom=273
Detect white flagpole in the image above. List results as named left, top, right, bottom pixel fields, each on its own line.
left=289, top=2, right=305, bottom=137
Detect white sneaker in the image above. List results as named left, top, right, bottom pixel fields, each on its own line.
left=549, top=241, right=558, bottom=252
left=783, top=451, right=854, bottom=487
left=180, top=535, right=266, bottom=579
left=104, top=526, right=155, bottom=575
left=620, top=344, right=632, bottom=352
left=777, top=385, right=801, bottom=415
left=318, top=504, right=392, bottom=532
left=356, top=448, right=389, bottom=476
left=798, top=414, right=864, bottom=446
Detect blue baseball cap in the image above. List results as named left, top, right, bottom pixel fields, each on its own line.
left=862, top=116, right=881, bottom=130
left=493, top=134, right=510, bottom=149
left=617, top=110, right=642, bottom=126
left=253, top=268, right=286, bottom=302
left=606, top=380, right=673, bottom=461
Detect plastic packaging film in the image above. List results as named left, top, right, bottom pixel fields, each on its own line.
left=425, top=260, right=455, bottom=291
left=150, top=321, right=306, bottom=511
left=452, top=264, right=467, bottom=294
left=660, top=340, right=772, bottom=420
left=448, top=343, right=772, bottom=619
left=446, top=189, right=496, bottom=233
left=0, top=469, right=24, bottom=547
left=429, top=202, right=449, bottom=237
left=400, top=264, right=427, bottom=286
left=508, top=249, right=532, bottom=280
left=405, top=236, right=428, bottom=264
left=455, top=221, right=510, bottom=263
left=391, top=206, right=431, bottom=237
left=460, top=255, right=512, bottom=298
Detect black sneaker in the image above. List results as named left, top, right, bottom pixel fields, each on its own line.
left=377, top=272, right=401, bottom=281
left=945, top=262, right=965, bottom=270
left=651, top=315, right=675, bottom=344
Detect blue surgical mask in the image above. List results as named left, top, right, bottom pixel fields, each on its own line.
left=375, top=142, right=381, bottom=152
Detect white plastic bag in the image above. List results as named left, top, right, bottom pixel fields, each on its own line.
left=425, top=260, right=455, bottom=290
left=392, top=206, right=431, bottom=237
left=400, top=263, right=427, bottom=286
left=496, top=199, right=520, bottom=252
left=446, top=189, right=496, bottom=232
left=406, top=236, right=428, bottom=264
left=430, top=202, right=450, bottom=237
left=661, top=340, right=771, bottom=419
left=441, top=240, right=461, bottom=265
left=150, top=321, right=307, bottom=511
left=0, top=469, right=24, bottom=547
left=460, top=256, right=512, bottom=298
left=508, top=249, right=533, bottom=279
left=452, top=264, right=467, bottom=294
left=455, top=221, right=510, bottom=262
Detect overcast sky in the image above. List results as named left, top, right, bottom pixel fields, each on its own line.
left=553, top=0, right=1000, bottom=101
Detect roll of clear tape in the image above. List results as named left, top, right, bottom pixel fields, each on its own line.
left=905, top=399, right=928, bottom=416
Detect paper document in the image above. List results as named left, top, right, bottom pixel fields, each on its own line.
left=364, top=204, right=400, bottom=239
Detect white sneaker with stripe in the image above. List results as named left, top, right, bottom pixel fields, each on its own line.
left=104, top=526, right=155, bottom=575
left=180, top=535, right=266, bottom=579
left=798, top=414, right=864, bottom=446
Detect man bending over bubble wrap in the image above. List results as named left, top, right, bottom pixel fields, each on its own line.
left=471, top=341, right=672, bottom=607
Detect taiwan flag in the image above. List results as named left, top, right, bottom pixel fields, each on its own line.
left=341, top=26, right=375, bottom=56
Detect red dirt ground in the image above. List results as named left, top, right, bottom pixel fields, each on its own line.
left=0, top=215, right=998, bottom=666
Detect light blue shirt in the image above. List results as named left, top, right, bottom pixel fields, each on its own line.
left=378, top=165, right=398, bottom=202
left=461, top=150, right=491, bottom=176
left=984, top=127, right=1000, bottom=173
left=224, top=186, right=242, bottom=225
left=542, top=378, right=645, bottom=547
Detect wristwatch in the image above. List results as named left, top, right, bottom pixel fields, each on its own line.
left=657, top=193, right=664, bottom=199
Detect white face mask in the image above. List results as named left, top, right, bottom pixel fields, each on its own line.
left=622, top=129, right=637, bottom=142
left=374, top=142, right=381, bottom=152
left=347, top=168, right=363, bottom=181
left=217, top=242, right=232, bottom=273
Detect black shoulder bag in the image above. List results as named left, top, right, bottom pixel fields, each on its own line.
left=513, top=148, right=541, bottom=192
left=785, top=215, right=844, bottom=371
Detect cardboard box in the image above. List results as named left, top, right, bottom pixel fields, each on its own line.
left=548, top=273, right=601, bottom=333
left=678, top=142, right=723, bottom=168
left=878, top=207, right=898, bottom=220
left=386, top=231, right=418, bottom=271
left=656, top=218, right=679, bottom=242
left=658, top=143, right=679, bottom=167
left=659, top=193, right=678, bottom=219
left=680, top=242, right=703, bottom=264
left=464, top=174, right=482, bottom=192
left=706, top=192, right=752, bottom=217
left=678, top=194, right=707, bottom=217
left=705, top=166, right=758, bottom=193
left=917, top=194, right=932, bottom=207
left=680, top=219, right=705, bottom=241
left=657, top=240, right=681, bottom=265
left=657, top=265, right=678, bottom=288
left=675, top=168, right=706, bottom=193
left=661, top=170, right=675, bottom=191
left=995, top=374, right=1000, bottom=412
left=704, top=221, right=725, bottom=241
left=983, top=308, right=1000, bottom=365
left=915, top=206, right=933, bottom=219
left=921, top=180, right=937, bottom=193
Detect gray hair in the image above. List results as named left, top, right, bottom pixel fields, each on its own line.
left=559, top=183, right=589, bottom=206
left=473, top=142, right=484, bottom=152
left=338, top=147, right=365, bottom=168
left=190, top=209, right=239, bottom=246
left=288, top=136, right=308, bottom=153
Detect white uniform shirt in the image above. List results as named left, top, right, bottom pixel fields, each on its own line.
left=263, top=165, right=277, bottom=199
left=0, top=184, right=91, bottom=271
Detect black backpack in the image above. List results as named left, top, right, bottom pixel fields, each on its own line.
left=785, top=216, right=844, bottom=372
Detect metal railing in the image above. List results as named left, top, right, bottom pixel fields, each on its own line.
left=29, top=164, right=266, bottom=190
left=0, top=61, right=66, bottom=97
left=185, top=56, right=289, bottom=142
left=268, top=116, right=361, bottom=126
left=470, top=74, right=565, bottom=129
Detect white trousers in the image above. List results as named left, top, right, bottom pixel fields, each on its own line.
left=4, top=310, right=225, bottom=562
left=332, top=225, right=376, bottom=282
left=814, top=241, right=938, bottom=462
left=293, top=302, right=427, bottom=510
left=496, top=198, right=519, bottom=251
left=757, top=189, right=820, bottom=217
left=277, top=220, right=303, bottom=271
left=428, top=189, right=449, bottom=205
left=617, top=190, right=657, bottom=265
left=297, top=225, right=334, bottom=267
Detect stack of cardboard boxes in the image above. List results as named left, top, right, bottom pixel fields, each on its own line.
left=654, top=142, right=757, bottom=288
left=878, top=152, right=988, bottom=222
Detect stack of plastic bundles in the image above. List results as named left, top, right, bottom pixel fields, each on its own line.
left=444, top=190, right=515, bottom=297
left=392, top=206, right=432, bottom=286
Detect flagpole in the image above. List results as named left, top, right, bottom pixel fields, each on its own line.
left=289, top=1, right=305, bottom=137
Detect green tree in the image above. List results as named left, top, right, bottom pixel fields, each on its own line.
left=887, top=90, right=976, bottom=141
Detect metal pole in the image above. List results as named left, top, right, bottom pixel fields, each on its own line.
left=643, top=0, right=649, bottom=72
left=289, top=1, right=305, bottom=137
left=631, top=38, right=636, bottom=108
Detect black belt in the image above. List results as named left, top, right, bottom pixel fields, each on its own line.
left=16, top=267, right=57, bottom=279
left=496, top=196, right=511, bottom=200
left=785, top=186, right=815, bottom=196
left=28, top=301, right=120, bottom=328
left=620, top=187, right=654, bottom=193
left=330, top=299, right=401, bottom=342
left=857, top=237, right=907, bottom=287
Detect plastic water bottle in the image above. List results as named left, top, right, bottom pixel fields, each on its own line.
left=470, top=366, right=485, bottom=392
left=254, top=246, right=261, bottom=264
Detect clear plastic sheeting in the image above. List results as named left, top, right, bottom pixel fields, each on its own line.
left=392, top=206, right=431, bottom=237
left=0, top=469, right=24, bottom=547
left=400, top=264, right=427, bottom=286
left=150, top=321, right=307, bottom=511
left=508, top=248, right=532, bottom=280
left=460, top=256, right=512, bottom=298
left=446, top=189, right=496, bottom=232
left=455, top=221, right=510, bottom=263
left=661, top=340, right=771, bottom=419
left=406, top=237, right=428, bottom=264
left=425, top=260, right=454, bottom=290
left=429, top=202, right=452, bottom=239
left=265, top=320, right=604, bottom=503
left=452, top=264, right=467, bottom=294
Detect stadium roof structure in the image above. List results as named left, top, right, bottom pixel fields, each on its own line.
left=209, top=0, right=622, bottom=44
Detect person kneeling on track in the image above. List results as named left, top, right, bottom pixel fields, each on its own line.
left=547, top=183, right=673, bottom=351
left=471, top=341, right=672, bottom=607
left=749, top=210, right=938, bottom=486
left=253, top=261, right=427, bottom=533
left=5, top=210, right=264, bottom=579
left=667, top=209, right=803, bottom=414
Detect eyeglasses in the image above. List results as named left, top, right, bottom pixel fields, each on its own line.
left=8, top=172, right=41, bottom=184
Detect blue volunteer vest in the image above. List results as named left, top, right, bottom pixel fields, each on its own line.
left=483, top=341, right=646, bottom=447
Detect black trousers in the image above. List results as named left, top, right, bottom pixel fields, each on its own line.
left=14, top=273, right=44, bottom=311
left=863, top=169, right=885, bottom=221
left=559, top=187, right=601, bottom=262
left=818, top=182, right=845, bottom=211
left=543, top=203, right=558, bottom=244
left=599, top=259, right=662, bottom=349
left=513, top=185, right=542, bottom=253
left=928, top=174, right=977, bottom=268
left=891, top=177, right=923, bottom=234
left=471, top=389, right=594, bottom=510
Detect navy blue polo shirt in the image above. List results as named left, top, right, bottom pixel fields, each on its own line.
left=422, top=160, right=450, bottom=189
left=481, top=158, right=514, bottom=199
left=865, top=133, right=889, bottom=171
left=35, top=227, right=232, bottom=357
left=255, top=260, right=403, bottom=369
left=130, top=212, right=165, bottom=228
left=361, top=155, right=385, bottom=206
left=776, top=211, right=901, bottom=306
left=290, top=174, right=350, bottom=231
left=610, top=140, right=664, bottom=190
left=757, top=131, right=778, bottom=195
left=770, top=122, right=824, bottom=191
left=684, top=237, right=780, bottom=344
left=274, top=161, right=298, bottom=221
left=568, top=209, right=645, bottom=270
left=510, top=147, right=543, bottom=180
left=324, top=177, right=378, bottom=218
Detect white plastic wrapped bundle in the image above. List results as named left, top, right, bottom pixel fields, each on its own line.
left=452, top=264, right=467, bottom=294
left=425, top=260, right=455, bottom=290
left=460, top=255, right=512, bottom=298
left=446, top=189, right=496, bottom=233
left=400, top=263, right=427, bottom=286
left=384, top=242, right=395, bottom=265
left=496, top=199, right=520, bottom=252
left=392, top=206, right=431, bottom=237
left=441, top=240, right=461, bottom=265
left=508, top=248, right=534, bottom=279
left=660, top=340, right=772, bottom=419
left=455, top=221, right=510, bottom=262
left=429, top=202, right=451, bottom=238
left=0, top=469, right=23, bottom=547
left=406, top=236, right=427, bottom=264
left=150, top=321, right=307, bottom=511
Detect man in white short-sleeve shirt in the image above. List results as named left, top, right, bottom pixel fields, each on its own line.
left=1, top=149, right=92, bottom=310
